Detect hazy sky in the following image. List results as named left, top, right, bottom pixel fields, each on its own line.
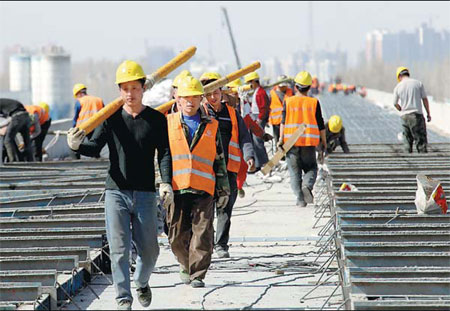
left=1, top=1, right=449, bottom=69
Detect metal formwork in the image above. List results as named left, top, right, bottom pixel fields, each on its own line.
left=0, top=159, right=109, bottom=309
left=324, top=143, right=450, bottom=310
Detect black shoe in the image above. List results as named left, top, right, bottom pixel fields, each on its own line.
left=296, top=199, right=307, bottom=208
left=117, top=299, right=132, bottom=310
left=302, top=186, right=314, bottom=204
left=136, top=285, right=152, bottom=307
left=215, top=247, right=230, bottom=258
left=191, top=278, right=205, bottom=288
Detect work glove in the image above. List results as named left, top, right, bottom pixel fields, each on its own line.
left=67, top=127, right=86, bottom=151
left=277, top=140, right=284, bottom=151
left=216, top=194, right=229, bottom=210
left=159, top=183, right=174, bottom=210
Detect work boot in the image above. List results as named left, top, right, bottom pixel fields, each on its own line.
left=302, top=186, right=314, bottom=204
left=117, top=299, right=132, bottom=310
left=296, top=199, right=307, bottom=208
left=191, top=278, right=205, bottom=288
left=136, top=285, right=152, bottom=307
left=179, top=268, right=190, bottom=284
left=238, top=189, right=245, bottom=198
left=215, top=247, right=230, bottom=258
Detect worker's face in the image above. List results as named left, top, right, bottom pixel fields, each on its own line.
left=179, top=95, right=202, bottom=116
left=205, top=88, right=222, bottom=109
left=119, top=80, right=144, bottom=108
left=279, top=85, right=287, bottom=93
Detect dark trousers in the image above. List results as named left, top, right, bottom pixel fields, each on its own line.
left=286, top=146, right=318, bottom=203
left=215, top=172, right=238, bottom=251
left=4, top=112, right=34, bottom=162
left=168, top=193, right=214, bottom=281
left=33, top=119, right=51, bottom=161
left=401, top=113, right=428, bottom=153
left=272, top=124, right=281, bottom=147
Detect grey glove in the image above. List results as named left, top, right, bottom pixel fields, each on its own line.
left=216, top=195, right=229, bottom=209
left=67, top=127, right=86, bottom=150
left=159, top=183, right=174, bottom=209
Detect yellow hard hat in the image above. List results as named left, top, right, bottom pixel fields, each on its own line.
left=294, top=71, right=312, bottom=86
left=396, top=66, right=409, bottom=82
left=199, top=72, right=222, bottom=82
left=225, top=78, right=243, bottom=88
left=115, top=60, right=146, bottom=84
left=39, top=102, right=49, bottom=114
left=72, top=83, right=87, bottom=98
left=177, top=76, right=204, bottom=97
left=172, top=70, right=192, bottom=88
left=328, top=115, right=343, bottom=133
left=244, top=72, right=260, bottom=83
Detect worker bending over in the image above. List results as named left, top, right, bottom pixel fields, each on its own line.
left=200, top=72, right=255, bottom=259
left=317, top=114, right=349, bottom=161
left=279, top=71, right=327, bottom=207
left=67, top=60, right=171, bottom=310
left=25, top=102, right=51, bottom=161
left=166, top=75, right=230, bottom=288
left=393, top=66, right=431, bottom=153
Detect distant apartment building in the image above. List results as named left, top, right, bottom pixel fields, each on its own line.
left=365, top=23, right=450, bottom=64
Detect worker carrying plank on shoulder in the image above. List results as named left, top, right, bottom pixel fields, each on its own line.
left=199, top=72, right=255, bottom=259
left=67, top=60, right=171, bottom=310
left=166, top=75, right=230, bottom=288
left=71, top=83, right=104, bottom=159
left=279, top=71, right=327, bottom=208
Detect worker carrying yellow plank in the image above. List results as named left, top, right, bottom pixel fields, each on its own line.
left=71, top=83, right=104, bottom=159
left=199, top=71, right=255, bottom=259
left=393, top=66, right=431, bottom=153
left=165, top=75, right=230, bottom=288
left=278, top=71, right=327, bottom=207
left=67, top=60, right=172, bottom=310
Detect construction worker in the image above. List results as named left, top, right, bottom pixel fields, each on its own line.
left=243, top=71, right=269, bottom=172
left=166, top=75, right=230, bottom=288
left=0, top=98, right=34, bottom=162
left=25, top=102, right=51, bottom=161
left=393, top=66, right=431, bottom=153
left=67, top=60, right=171, bottom=310
left=317, top=115, right=349, bottom=162
left=169, top=70, right=192, bottom=114
left=269, top=75, right=294, bottom=148
left=71, top=83, right=104, bottom=159
left=279, top=71, right=327, bottom=207
left=200, top=72, right=255, bottom=259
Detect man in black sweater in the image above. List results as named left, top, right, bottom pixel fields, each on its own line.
left=0, top=98, right=34, bottom=162
left=66, top=60, right=172, bottom=310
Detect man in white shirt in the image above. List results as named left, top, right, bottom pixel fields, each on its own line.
left=393, top=67, right=431, bottom=153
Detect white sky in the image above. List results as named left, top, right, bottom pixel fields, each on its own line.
left=1, top=1, right=449, bottom=69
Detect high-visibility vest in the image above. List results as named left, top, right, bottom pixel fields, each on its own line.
left=269, top=87, right=293, bottom=126
left=283, top=96, right=320, bottom=147
left=25, top=105, right=49, bottom=125
left=76, top=95, right=104, bottom=127
left=203, top=103, right=242, bottom=173
left=167, top=112, right=218, bottom=196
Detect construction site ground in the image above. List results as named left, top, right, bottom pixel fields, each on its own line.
left=9, top=92, right=449, bottom=310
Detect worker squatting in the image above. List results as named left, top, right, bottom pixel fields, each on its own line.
left=0, top=60, right=431, bottom=310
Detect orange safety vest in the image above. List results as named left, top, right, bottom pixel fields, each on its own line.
left=167, top=112, right=218, bottom=196
left=76, top=95, right=104, bottom=127
left=283, top=96, right=320, bottom=147
left=25, top=105, right=49, bottom=125
left=269, top=87, right=293, bottom=126
left=203, top=103, right=242, bottom=173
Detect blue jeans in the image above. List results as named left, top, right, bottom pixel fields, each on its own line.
left=105, top=190, right=160, bottom=303
left=286, top=146, right=318, bottom=203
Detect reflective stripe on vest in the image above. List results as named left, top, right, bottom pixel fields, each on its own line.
left=76, top=96, right=104, bottom=127
left=283, top=96, right=320, bottom=147
left=167, top=112, right=218, bottom=196
left=225, top=105, right=241, bottom=173
left=269, top=87, right=293, bottom=125
left=25, top=105, right=48, bottom=125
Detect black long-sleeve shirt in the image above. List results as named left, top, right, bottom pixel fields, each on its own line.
left=77, top=106, right=172, bottom=191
